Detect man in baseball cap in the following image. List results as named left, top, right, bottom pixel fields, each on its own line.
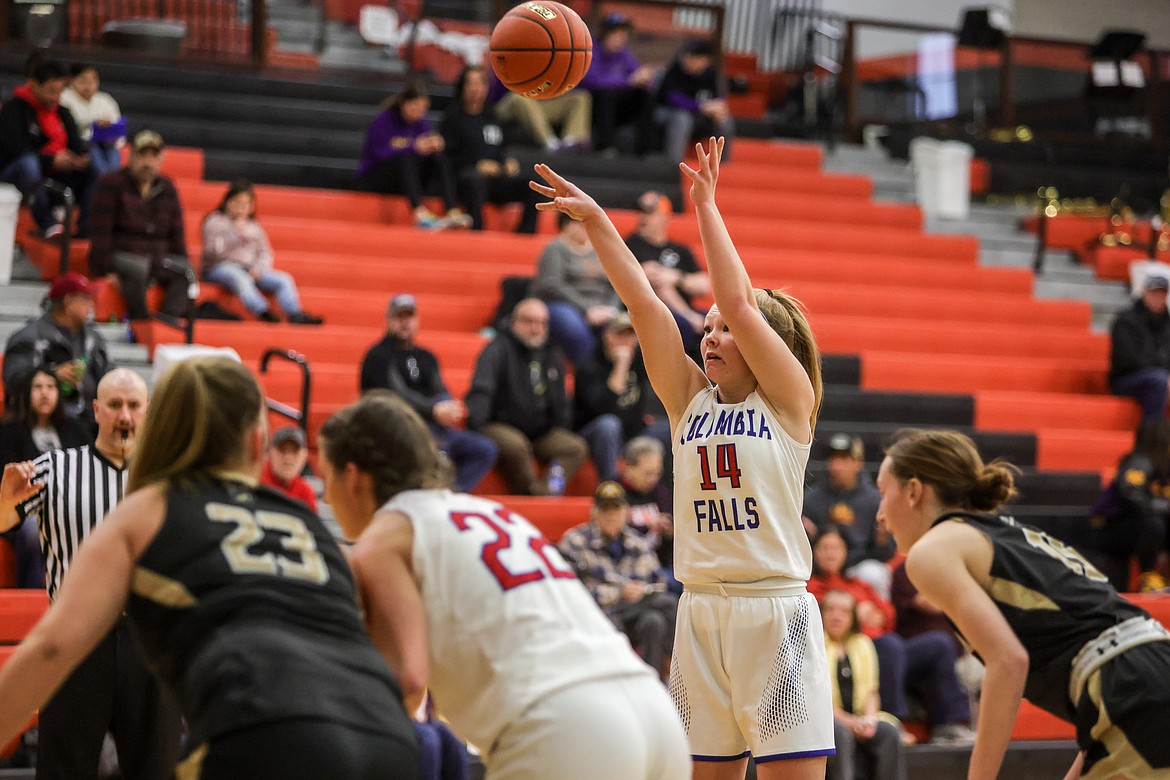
left=1110, top=269, right=1170, bottom=420
left=2, top=272, right=110, bottom=422
left=260, top=426, right=318, bottom=511
left=557, top=479, right=678, bottom=680
left=88, top=127, right=193, bottom=321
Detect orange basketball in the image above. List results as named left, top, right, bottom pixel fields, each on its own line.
left=489, top=2, right=593, bottom=101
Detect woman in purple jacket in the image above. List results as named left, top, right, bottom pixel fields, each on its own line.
left=357, top=83, right=470, bottom=230
left=579, top=12, right=657, bottom=156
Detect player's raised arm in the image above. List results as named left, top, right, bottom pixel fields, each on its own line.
left=681, top=137, right=816, bottom=439
left=531, top=165, right=707, bottom=425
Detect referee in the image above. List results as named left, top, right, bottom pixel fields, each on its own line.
left=0, top=369, right=181, bottom=780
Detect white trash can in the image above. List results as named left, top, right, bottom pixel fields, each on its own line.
left=153, top=344, right=241, bottom=379
left=910, top=137, right=974, bottom=220
left=0, top=184, right=22, bottom=285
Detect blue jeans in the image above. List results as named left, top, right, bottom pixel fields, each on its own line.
left=433, top=424, right=498, bottom=492
left=578, top=413, right=624, bottom=482
left=204, top=263, right=303, bottom=316
left=1, top=515, right=45, bottom=589
left=1111, top=367, right=1170, bottom=420
left=546, top=301, right=597, bottom=365
left=89, top=143, right=122, bottom=178
left=874, top=630, right=971, bottom=725
left=413, top=720, right=470, bottom=780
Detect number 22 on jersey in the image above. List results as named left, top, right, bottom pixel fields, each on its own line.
left=450, top=506, right=576, bottom=590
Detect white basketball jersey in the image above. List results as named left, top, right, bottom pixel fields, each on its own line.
left=672, top=386, right=812, bottom=586
left=384, top=489, right=654, bottom=750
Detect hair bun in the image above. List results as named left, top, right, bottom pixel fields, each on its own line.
left=970, top=462, right=1017, bottom=511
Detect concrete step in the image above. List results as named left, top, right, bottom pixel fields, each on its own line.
left=269, top=17, right=322, bottom=45
left=108, top=342, right=151, bottom=364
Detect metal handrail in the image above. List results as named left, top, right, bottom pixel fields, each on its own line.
left=259, top=347, right=312, bottom=434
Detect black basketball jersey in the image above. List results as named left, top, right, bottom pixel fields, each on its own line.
left=936, top=512, right=1148, bottom=720
left=126, top=476, right=411, bottom=747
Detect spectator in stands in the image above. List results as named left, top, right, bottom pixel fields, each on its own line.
left=441, top=65, right=539, bottom=234
left=623, top=190, right=709, bottom=356
left=357, top=82, right=470, bottom=230
left=59, top=63, right=124, bottom=179
left=260, top=426, right=318, bottom=512
left=531, top=212, right=622, bottom=364
left=1109, top=273, right=1170, bottom=420
left=465, top=297, right=587, bottom=495
left=558, top=480, right=677, bottom=681
left=890, top=559, right=984, bottom=721
left=616, top=436, right=674, bottom=571
left=2, top=273, right=110, bottom=425
left=88, top=130, right=192, bottom=321
left=490, top=70, right=592, bottom=153
left=655, top=39, right=735, bottom=162
left=201, top=179, right=323, bottom=325
left=360, top=293, right=498, bottom=493
left=821, top=589, right=909, bottom=780
left=0, top=367, right=91, bottom=589
left=1088, top=418, right=1170, bottom=593
left=0, top=58, right=97, bottom=238
left=574, top=313, right=670, bottom=482
left=809, top=528, right=974, bottom=745
left=579, top=12, right=657, bottom=156
left=804, top=433, right=897, bottom=597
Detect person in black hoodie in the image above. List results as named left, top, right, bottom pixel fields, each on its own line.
left=440, top=65, right=539, bottom=234
left=465, top=297, right=588, bottom=495
left=1110, top=273, right=1170, bottom=420
left=654, top=38, right=735, bottom=162
left=0, top=58, right=97, bottom=237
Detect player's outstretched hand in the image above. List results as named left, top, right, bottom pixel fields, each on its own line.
left=680, top=136, right=725, bottom=206
left=0, top=461, right=44, bottom=507
left=530, top=164, right=604, bottom=223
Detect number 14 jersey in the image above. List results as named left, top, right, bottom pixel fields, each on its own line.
left=673, top=386, right=812, bottom=586
left=386, top=489, right=655, bottom=750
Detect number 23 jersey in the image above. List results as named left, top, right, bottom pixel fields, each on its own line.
left=385, top=489, right=654, bottom=750
left=673, top=386, right=812, bottom=586
left=126, top=476, right=411, bottom=747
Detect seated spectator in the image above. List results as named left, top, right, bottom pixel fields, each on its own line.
left=59, top=63, right=124, bottom=179
left=360, top=293, right=498, bottom=493
left=574, top=313, right=671, bottom=481
left=616, top=436, right=674, bottom=571
left=558, top=481, right=677, bottom=680
left=0, top=58, right=97, bottom=238
left=2, top=273, right=110, bottom=424
left=490, top=70, right=592, bottom=152
left=655, top=39, right=735, bottom=162
left=441, top=65, right=539, bottom=234
left=259, top=426, right=318, bottom=511
left=357, top=82, right=470, bottom=230
left=0, top=366, right=91, bottom=589
left=809, top=528, right=974, bottom=745
left=201, top=179, right=323, bottom=325
left=821, top=589, right=910, bottom=780
left=803, top=433, right=897, bottom=598
left=465, top=297, right=587, bottom=495
left=1088, top=419, right=1170, bottom=592
left=88, top=130, right=192, bottom=321
left=1109, top=273, right=1170, bottom=420
left=579, top=12, right=657, bottom=156
left=623, top=190, right=709, bottom=356
left=531, top=212, right=621, bottom=364
left=889, top=559, right=984, bottom=721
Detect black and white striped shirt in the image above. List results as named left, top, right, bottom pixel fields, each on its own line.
left=17, top=445, right=128, bottom=601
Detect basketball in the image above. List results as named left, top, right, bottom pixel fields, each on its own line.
left=490, top=2, right=593, bottom=101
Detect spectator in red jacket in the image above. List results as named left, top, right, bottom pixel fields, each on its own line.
left=0, top=58, right=97, bottom=238
left=260, top=426, right=318, bottom=512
